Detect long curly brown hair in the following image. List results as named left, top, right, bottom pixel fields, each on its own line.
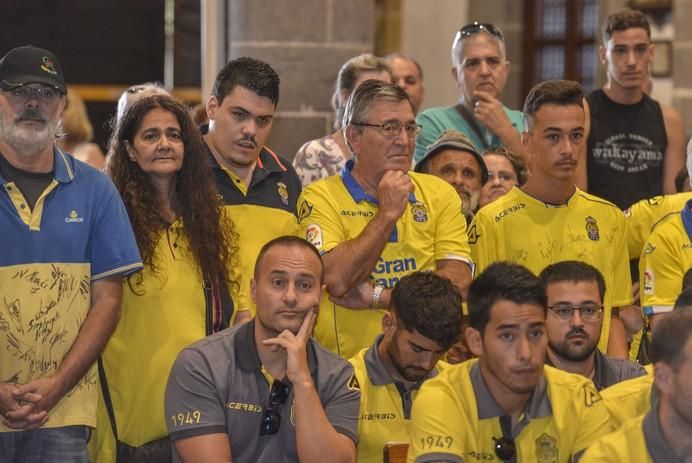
left=106, top=95, right=237, bottom=295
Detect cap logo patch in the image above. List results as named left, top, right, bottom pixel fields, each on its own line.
left=40, top=56, right=58, bottom=75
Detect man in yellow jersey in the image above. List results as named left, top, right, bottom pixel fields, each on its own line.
left=469, top=79, right=632, bottom=358
left=298, top=80, right=472, bottom=358
left=164, top=237, right=360, bottom=463
left=350, top=272, right=461, bottom=463
left=581, top=289, right=692, bottom=462
left=202, top=57, right=302, bottom=324
left=639, top=195, right=692, bottom=329
left=408, top=262, right=611, bottom=463
left=539, top=261, right=645, bottom=390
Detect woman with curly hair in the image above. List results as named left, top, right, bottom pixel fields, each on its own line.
left=89, top=95, right=238, bottom=463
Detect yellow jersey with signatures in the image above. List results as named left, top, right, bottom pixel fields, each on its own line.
left=469, top=187, right=631, bottom=352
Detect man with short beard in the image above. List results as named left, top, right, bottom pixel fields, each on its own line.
left=415, top=129, right=488, bottom=224
left=408, top=262, right=612, bottom=462
left=349, top=272, right=461, bottom=463
left=539, top=261, right=645, bottom=390
left=0, top=46, right=141, bottom=461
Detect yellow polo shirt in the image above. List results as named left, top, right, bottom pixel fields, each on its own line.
left=640, top=200, right=692, bottom=315
left=407, top=360, right=612, bottom=463
left=600, top=369, right=654, bottom=429
left=470, top=187, right=631, bottom=351
left=298, top=162, right=471, bottom=358
left=350, top=336, right=447, bottom=463
left=581, top=405, right=678, bottom=463
left=625, top=192, right=692, bottom=259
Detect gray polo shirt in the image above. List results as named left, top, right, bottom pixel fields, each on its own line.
left=165, top=320, right=360, bottom=463
left=643, top=404, right=683, bottom=462
left=546, top=349, right=647, bottom=390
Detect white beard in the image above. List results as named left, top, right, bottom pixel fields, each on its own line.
left=0, top=111, right=60, bottom=156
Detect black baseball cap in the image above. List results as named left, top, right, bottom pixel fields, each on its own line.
left=0, top=45, right=66, bottom=94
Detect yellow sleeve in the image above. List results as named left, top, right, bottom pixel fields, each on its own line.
left=572, top=382, right=614, bottom=455
left=625, top=198, right=655, bottom=260
left=639, top=223, right=682, bottom=314
left=407, top=382, right=464, bottom=463
left=468, top=211, right=498, bottom=277
left=579, top=418, right=649, bottom=463
left=610, top=211, right=633, bottom=307
left=433, top=183, right=472, bottom=265
left=297, top=183, right=345, bottom=254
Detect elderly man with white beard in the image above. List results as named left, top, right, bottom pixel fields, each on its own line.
left=0, top=46, right=141, bottom=462
left=415, top=129, right=488, bottom=224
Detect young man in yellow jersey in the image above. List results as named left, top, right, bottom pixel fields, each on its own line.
left=469, top=79, right=632, bottom=358
left=582, top=289, right=692, bottom=462
left=408, top=262, right=611, bottom=463
left=540, top=261, right=645, bottom=390
left=350, top=272, right=461, bottom=463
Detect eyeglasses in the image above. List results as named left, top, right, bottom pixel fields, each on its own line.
left=3, top=85, right=61, bottom=103
left=493, top=436, right=516, bottom=461
left=547, top=303, right=604, bottom=321
left=352, top=121, right=422, bottom=139
left=459, top=22, right=504, bottom=40
left=259, top=380, right=290, bottom=436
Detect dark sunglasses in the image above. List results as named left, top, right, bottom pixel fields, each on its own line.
left=459, top=21, right=504, bottom=40
left=493, top=436, right=516, bottom=461
left=259, top=380, right=290, bottom=436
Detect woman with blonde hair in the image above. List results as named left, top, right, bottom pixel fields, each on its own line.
left=58, top=87, right=106, bottom=169
left=89, top=94, right=238, bottom=463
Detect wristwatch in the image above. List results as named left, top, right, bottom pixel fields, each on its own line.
left=372, top=284, right=385, bottom=310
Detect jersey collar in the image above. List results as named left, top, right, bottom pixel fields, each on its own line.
left=364, top=334, right=439, bottom=389
left=0, top=146, right=74, bottom=185
left=643, top=403, right=682, bottom=462
left=340, top=160, right=417, bottom=205
left=471, top=361, right=552, bottom=428
left=234, top=319, right=319, bottom=377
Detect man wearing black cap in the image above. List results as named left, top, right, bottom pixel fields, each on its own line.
left=0, top=46, right=141, bottom=461
left=415, top=129, right=488, bottom=223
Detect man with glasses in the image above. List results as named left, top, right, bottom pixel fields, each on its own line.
left=413, top=21, right=525, bottom=166
left=297, top=80, right=472, bottom=358
left=0, top=46, right=142, bottom=461
left=539, top=261, right=645, bottom=390
left=202, top=57, right=302, bottom=325
left=408, top=262, right=611, bottom=463
left=469, top=80, right=632, bottom=359
left=165, top=236, right=360, bottom=463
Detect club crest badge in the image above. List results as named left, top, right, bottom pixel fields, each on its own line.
left=535, top=433, right=558, bottom=463
left=41, top=56, right=58, bottom=75
left=411, top=201, right=428, bottom=223
left=585, top=216, right=599, bottom=241
left=277, top=182, right=289, bottom=206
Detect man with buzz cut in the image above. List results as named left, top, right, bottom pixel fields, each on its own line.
left=407, top=262, right=612, bottom=463
left=297, top=80, right=472, bottom=359
left=581, top=288, right=692, bottom=463
left=469, top=79, right=632, bottom=358
left=165, top=236, right=360, bottom=463
left=539, top=261, right=645, bottom=390
left=580, top=9, right=685, bottom=209
left=350, top=272, right=462, bottom=463
left=414, top=21, right=525, bottom=164
left=202, top=57, right=302, bottom=325
left=0, top=46, right=142, bottom=461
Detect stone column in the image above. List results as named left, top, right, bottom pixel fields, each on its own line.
left=673, top=0, right=692, bottom=133
left=223, top=0, right=375, bottom=161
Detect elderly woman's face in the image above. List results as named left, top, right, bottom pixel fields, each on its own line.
left=128, top=108, right=184, bottom=181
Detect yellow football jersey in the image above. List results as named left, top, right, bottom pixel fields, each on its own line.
left=407, top=360, right=612, bottom=463
left=470, top=187, right=632, bottom=351
left=640, top=200, right=692, bottom=315
left=298, top=165, right=471, bottom=358
left=625, top=192, right=692, bottom=259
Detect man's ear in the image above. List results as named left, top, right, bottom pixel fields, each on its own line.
left=520, top=130, right=530, bottom=147
left=465, top=326, right=484, bottom=358
left=382, top=311, right=396, bottom=333
left=653, top=363, right=673, bottom=395
left=344, top=124, right=360, bottom=155
left=599, top=45, right=607, bottom=65
left=250, top=278, right=257, bottom=305
left=206, top=95, right=219, bottom=121
left=451, top=66, right=459, bottom=83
